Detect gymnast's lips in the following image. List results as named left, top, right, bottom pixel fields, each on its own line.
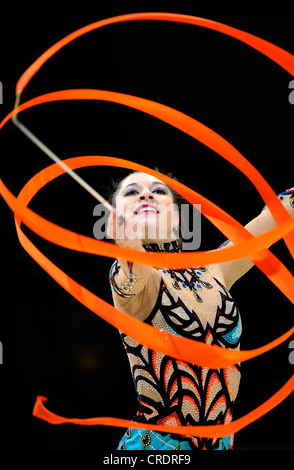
left=133, top=204, right=160, bottom=215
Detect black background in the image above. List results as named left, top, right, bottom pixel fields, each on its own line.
left=0, top=5, right=294, bottom=455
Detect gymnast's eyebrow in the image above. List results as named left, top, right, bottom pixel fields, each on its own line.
left=123, top=181, right=168, bottom=190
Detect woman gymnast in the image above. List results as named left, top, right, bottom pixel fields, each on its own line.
left=107, top=170, right=294, bottom=450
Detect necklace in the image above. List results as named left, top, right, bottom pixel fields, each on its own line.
left=142, top=240, right=213, bottom=302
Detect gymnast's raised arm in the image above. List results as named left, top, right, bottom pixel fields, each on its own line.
left=216, top=188, right=294, bottom=290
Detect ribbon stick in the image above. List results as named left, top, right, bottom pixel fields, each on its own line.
left=12, top=116, right=113, bottom=212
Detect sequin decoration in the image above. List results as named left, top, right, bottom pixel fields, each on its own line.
left=221, top=316, right=242, bottom=345
left=141, top=431, right=152, bottom=449
left=278, top=187, right=294, bottom=207
left=162, top=267, right=213, bottom=303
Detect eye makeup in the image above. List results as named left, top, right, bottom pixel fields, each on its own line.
left=152, top=185, right=169, bottom=195
left=121, top=181, right=169, bottom=197
left=121, top=184, right=139, bottom=197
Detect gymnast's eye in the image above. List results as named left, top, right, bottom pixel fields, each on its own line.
left=123, top=188, right=139, bottom=197
left=152, top=186, right=168, bottom=194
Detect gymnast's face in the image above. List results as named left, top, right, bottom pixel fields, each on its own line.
left=115, top=172, right=179, bottom=243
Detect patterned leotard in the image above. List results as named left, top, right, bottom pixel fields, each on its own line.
left=110, top=241, right=242, bottom=450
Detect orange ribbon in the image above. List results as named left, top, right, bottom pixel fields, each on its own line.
left=0, top=13, right=293, bottom=439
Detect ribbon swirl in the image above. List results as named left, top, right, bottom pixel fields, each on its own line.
left=0, top=13, right=293, bottom=439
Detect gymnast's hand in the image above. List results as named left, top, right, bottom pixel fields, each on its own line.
left=106, top=209, right=144, bottom=250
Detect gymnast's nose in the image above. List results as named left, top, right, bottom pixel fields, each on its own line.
left=139, top=190, right=154, bottom=200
